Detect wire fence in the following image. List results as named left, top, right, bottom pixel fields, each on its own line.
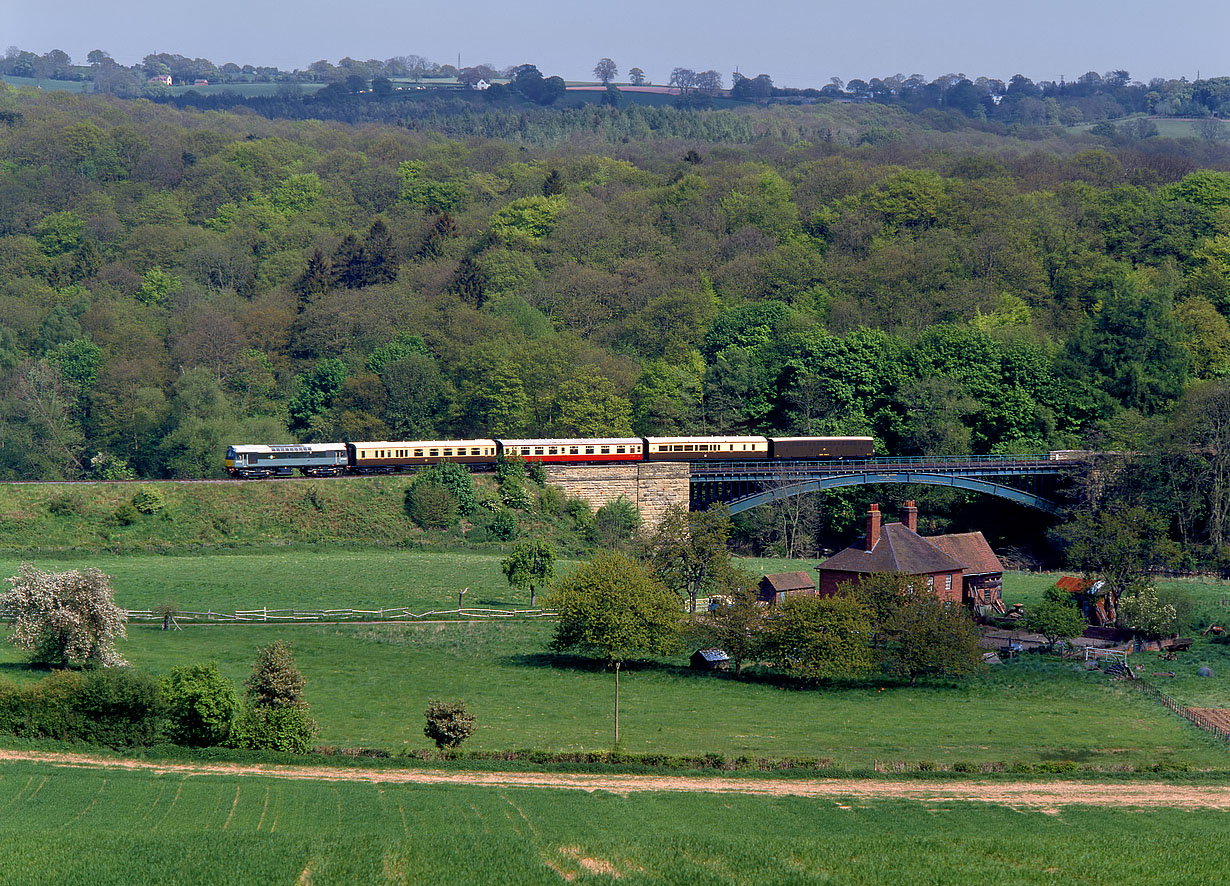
left=1134, top=679, right=1230, bottom=743
left=118, top=606, right=556, bottom=624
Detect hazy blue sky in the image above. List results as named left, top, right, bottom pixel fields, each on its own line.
left=5, top=0, right=1227, bottom=87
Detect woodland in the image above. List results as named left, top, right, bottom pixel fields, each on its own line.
left=2, top=81, right=1230, bottom=559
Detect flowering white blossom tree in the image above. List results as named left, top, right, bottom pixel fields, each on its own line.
left=2, top=565, right=127, bottom=667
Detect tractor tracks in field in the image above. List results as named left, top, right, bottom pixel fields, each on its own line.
left=2, top=749, right=1229, bottom=809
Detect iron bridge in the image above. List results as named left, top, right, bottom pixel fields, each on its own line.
left=689, top=454, right=1078, bottom=515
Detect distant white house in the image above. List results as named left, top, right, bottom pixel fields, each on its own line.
left=148, top=74, right=172, bottom=86
left=472, top=79, right=490, bottom=91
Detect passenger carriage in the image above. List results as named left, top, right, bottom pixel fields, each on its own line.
left=496, top=438, right=643, bottom=463
left=643, top=436, right=770, bottom=461
left=769, top=436, right=875, bottom=459
left=347, top=440, right=499, bottom=473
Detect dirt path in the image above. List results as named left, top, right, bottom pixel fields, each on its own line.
left=3, top=749, right=1230, bottom=809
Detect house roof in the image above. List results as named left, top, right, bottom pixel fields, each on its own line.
left=927, top=532, right=1004, bottom=576
left=1055, top=575, right=1090, bottom=592
left=693, top=648, right=729, bottom=662
left=760, top=571, right=815, bottom=592
left=819, top=522, right=964, bottom=576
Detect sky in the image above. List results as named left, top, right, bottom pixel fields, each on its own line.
left=4, top=0, right=1228, bottom=88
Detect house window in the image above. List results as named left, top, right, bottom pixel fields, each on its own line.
left=926, top=575, right=934, bottom=588
left=945, top=575, right=953, bottom=591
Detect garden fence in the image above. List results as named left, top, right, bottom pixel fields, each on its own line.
left=1134, top=680, right=1230, bottom=743
left=113, top=606, right=557, bottom=624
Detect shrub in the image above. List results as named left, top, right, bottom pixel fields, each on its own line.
left=131, top=487, right=166, bottom=514
left=47, top=493, right=85, bottom=517
left=405, top=482, right=459, bottom=529
left=161, top=662, right=239, bottom=747
left=499, top=480, right=531, bottom=510
left=0, top=669, right=165, bottom=747
left=114, top=502, right=138, bottom=525
left=495, top=455, right=526, bottom=486
left=539, top=484, right=566, bottom=516
left=424, top=699, right=476, bottom=749
left=73, top=669, right=165, bottom=747
left=245, top=640, right=306, bottom=709
left=592, top=497, right=641, bottom=547
left=491, top=509, right=518, bottom=541
left=526, top=459, right=547, bottom=485
left=229, top=705, right=318, bottom=753
left=411, top=462, right=476, bottom=515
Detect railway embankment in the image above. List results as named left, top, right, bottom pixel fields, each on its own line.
left=0, top=474, right=584, bottom=555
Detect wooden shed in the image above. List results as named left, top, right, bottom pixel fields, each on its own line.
left=690, top=648, right=730, bottom=671
left=758, top=571, right=817, bottom=605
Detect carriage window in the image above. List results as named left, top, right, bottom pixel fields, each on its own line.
left=601, top=447, right=610, bottom=454
left=570, top=447, right=579, bottom=455
left=429, top=449, right=439, bottom=457
left=673, top=445, right=683, bottom=451
left=547, top=447, right=557, bottom=455
left=616, top=446, right=625, bottom=453
left=684, top=445, right=694, bottom=451
left=414, top=449, right=423, bottom=457
left=443, top=449, right=453, bottom=456
left=585, top=447, right=595, bottom=454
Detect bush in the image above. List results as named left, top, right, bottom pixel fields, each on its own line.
left=539, top=484, right=566, bottom=516
left=245, top=641, right=305, bottom=709
left=161, top=662, right=239, bottom=747
left=131, top=487, right=166, bottom=514
left=491, top=508, right=518, bottom=541
left=411, top=462, right=476, bottom=515
left=424, top=699, right=476, bottom=749
left=495, top=455, right=526, bottom=486
left=229, top=705, right=318, bottom=753
left=114, top=502, right=139, bottom=525
left=499, top=480, right=531, bottom=510
left=592, top=497, right=640, bottom=547
left=405, top=482, right=459, bottom=529
left=0, top=669, right=165, bottom=747
left=526, top=459, right=546, bottom=485
left=47, top=493, right=86, bottom=517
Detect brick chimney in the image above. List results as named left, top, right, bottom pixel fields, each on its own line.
left=866, top=504, right=881, bottom=551
left=901, top=500, right=918, bottom=533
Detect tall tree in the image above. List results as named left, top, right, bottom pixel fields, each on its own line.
left=883, top=593, right=982, bottom=686
left=593, top=58, right=618, bottom=85
left=501, top=539, right=556, bottom=607
left=644, top=503, right=735, bottom=613
left=764, top=594, right=875, bottom=681
left=546, top=551, right=681, bottom=745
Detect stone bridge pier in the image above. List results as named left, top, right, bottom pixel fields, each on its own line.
left=541, top=462, right=690, bottom=527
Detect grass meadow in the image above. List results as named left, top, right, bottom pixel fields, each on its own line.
left=1, top=759, right=1228, bottom=885
left=0, top=550, right=1227, bottom=766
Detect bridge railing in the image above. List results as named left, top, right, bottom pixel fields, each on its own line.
left=689, top=454, right=1065, bottom=476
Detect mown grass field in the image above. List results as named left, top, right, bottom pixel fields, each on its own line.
left=1, top=760, right=1228, bottom=885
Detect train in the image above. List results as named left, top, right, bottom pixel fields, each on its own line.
left=224, top=435, right=876, bottom=479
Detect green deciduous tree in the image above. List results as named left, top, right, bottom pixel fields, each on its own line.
left=643, top=503, right=735, bottom=613
left=883, top=593, right=982, bottom=685
left=546, top=551, right=681, bottom=745
left=1027, top=586, right=1088, bottom=651
left=501, top=539, right=556, bottom=607
left=765, top=594, right=875, bottom=681
left=688, top=572, right=764, bottom=674
left=161, top=662, right=239, bottom=747
left=244, top=640, right=306, bottom=709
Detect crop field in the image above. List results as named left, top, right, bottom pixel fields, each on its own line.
left=1, top=759, right=1228, bottom=885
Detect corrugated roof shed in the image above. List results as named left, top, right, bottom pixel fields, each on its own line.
left=927, top=532, right=1004, bottom=576
left=761, top=571, right=815, bottom=593
left=1055, top=576, right=1092, bottom=593
left=820, top=523, right=964, bottom=576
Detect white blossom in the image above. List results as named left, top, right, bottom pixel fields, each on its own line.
left=2, top=565, right=127, bottom=667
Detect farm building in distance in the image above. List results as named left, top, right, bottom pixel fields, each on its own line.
left=690, top=648, right=730, bottom=671
left=758, top=571, right=817, bottom=605
left=816, top=502, right=1004, bottom=610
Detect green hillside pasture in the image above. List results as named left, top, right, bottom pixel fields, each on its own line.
left=3, top=621, right=1222, bottom=768
left=0, top=550, right=554, bottom=614
left=0, top=760, right=1227, bottom=885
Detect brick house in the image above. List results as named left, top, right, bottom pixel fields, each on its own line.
left=758, top=571, right=817, bottom=605
left=927, top=532, right=1006, bottom=613
left=816, top=502, right=965, bottom=603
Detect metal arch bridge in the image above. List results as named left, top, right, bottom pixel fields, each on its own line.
left=689, top=454, right=1077, bottom=515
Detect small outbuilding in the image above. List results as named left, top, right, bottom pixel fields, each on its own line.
left=1056, top=575, right=1115, bottom=625
left=758, top=571, right=817, bottom=605
left=690, top=648, right=730, bottom=671
left=927, top=531, right=1005, bottom=613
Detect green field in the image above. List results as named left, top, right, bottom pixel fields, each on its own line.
left=1, top=550, right=1227, bottom=766
left=0, top=760, right=1227, bottom=885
